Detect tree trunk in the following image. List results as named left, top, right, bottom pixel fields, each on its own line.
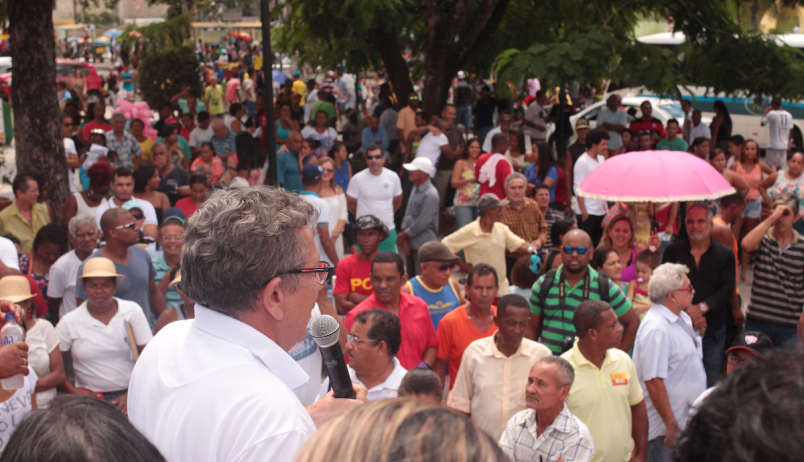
left=9, top=0, right=69, bottom=225
left=750, top=0, right=760, bottom=30
left=365, top=16, right=414, bottom=110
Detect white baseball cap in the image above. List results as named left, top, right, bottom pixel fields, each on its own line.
left=403, top=157, right=435, bottom=175
left=457, top=70, right=466, bottom=79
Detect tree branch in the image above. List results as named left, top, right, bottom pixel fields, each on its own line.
left=598, top=0, right=633, bottom=31
left=674, top=0, right=731, bottom=35
left=450, top=0, right=473, bottom=39
left=591, top=0, right=606, bottom=23
left=455, top=0, right=512, bottom=65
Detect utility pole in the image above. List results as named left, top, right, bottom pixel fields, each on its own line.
left=261, top=0, right=277, bottom=184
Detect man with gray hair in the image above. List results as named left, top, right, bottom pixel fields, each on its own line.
left=47, top=213, right=100, bottom=323
left=209, top=117, right=237, bottom=162
left=742, top=192, right=804, bottom=348
left=104, top=112, right=142, bottom=169
left=128, top=186, right=367, bottom=462
left=663, top=203, right=735, bottom=387
left=498, top=356, right=594, bottom=462
left=633, top=263, right=706, bottom=462
left=501, top=172, right=546, bottom=280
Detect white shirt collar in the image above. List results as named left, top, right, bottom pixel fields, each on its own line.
left=192, top=305, right=310, bottom=391
left=350, top=357, right=407, bottom=394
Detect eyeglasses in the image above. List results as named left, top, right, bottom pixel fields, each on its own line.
left=673, top=284, right=694, bottom=293
left=347, top=334, right=377, bottom=346
left=562, top=246, right=588, bottom=255
left=131, top=213, right=144, bottom=220
left=428, top=262, right=452, bottom=272
left=161, top=235, right=183, bottom=241
left=322, top=168, right=334, bottom=173
left=114, top=221, right=136, bottom=230
left=275, top=261, right=333, bottom=286
left=366, top=154, right=384, bottom=160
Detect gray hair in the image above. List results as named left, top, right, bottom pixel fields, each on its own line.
left=504, top=172, right=528, bottom=191
left=537, top=356, right=575, bottom=389
left=111, top=112, right=126, bottom=121
left=772, top=191, right=800, bottom=217
left=181, top=186, right=317, bottom=317
left=687, top=202, right=714, bottom=221
left=211, top=118, right=226, bottom=129
left=648, top=263, right=689, bottom=304
left=68, top=213, right=98, bottom=237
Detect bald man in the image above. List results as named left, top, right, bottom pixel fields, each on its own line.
left=525, top=229, right=640, bottom=355
left=277, top=130, right=305, bottom=192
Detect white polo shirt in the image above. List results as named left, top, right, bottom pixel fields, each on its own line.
left=128, top=305, right=316, bottom=462
left=317, top=357, right=407, bottom=402
left=94, top=197, right=158, bottom=228
left=56, top=298, right=154, bottom=392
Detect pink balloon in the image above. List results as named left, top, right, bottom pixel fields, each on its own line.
left=138, top=109, right=154, bottom=120
left=117, top=100, right=132, bottom=109
left=133, top=102, right=148, bottom=110
left=141, top=118, right=152, bottom=127
left=122, top=109, right=133, bottom=119
left=143, top=128, right=158, bottom=140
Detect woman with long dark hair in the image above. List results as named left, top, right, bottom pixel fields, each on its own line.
left=525, top=141, right=558, bottom=202
left=711, top=100, right=732, bottom=152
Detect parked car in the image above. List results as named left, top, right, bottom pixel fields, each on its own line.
left=0, top=60, right=104, bottom=106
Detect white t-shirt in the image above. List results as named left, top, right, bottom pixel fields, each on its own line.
left=482, top=126, right=503, bottom=153
left=416, top=133, right=448, bottom=177
left=25, top=320, right=59, bottom=408
left=524, top=102, right=547, bottom=139
left=56, top=298, right=154, bottom=392
left=288, top=305, right=323, bottom=407
left=346, top=167, right=403, bottom=232
left=0, top=370, right=37, bottom=453
left=762, top=109, right=793, bottom=151
left=689, top=122, right=711, bottom=141
left=573, top=152, right=608, bottom=216
left=64, top=137, right=77, bottom=194
left=0, top=237, right=19, bottom=272
left=94, top=197, right=158, bottom=228
left=47, top=250, right=83, bottom=319
left=189, top=125, right=214, bottom=148
left=299, top=192, right=334, bottom=266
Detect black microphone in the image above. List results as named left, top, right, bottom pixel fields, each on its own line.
left=311, top=315, right=356, bottom=399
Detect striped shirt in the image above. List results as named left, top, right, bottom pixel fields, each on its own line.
left=747, top=229, right=804, bottom=327
left=529, top=266, right=632, bottom=354
left=498, top=405, right=594, bottom=462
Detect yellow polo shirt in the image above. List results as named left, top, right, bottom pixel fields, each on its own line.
left=0, top=202, right=51, bottom=252
left=562, top=341, right=643, bottom=462
left=442, top=220, right=525, bottom=294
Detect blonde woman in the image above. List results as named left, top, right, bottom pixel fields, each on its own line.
left=316, top=155, right=348, bottom=259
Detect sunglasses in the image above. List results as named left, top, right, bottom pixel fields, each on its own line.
left=322, top=168, right=334, bottom=173
left=114, top=221, right=137, bottom=230
left=366, top=154, right=384, bottom=160
left=562, top=246, right=588, bottom=255
left=131, top=213, right=144, bottom=220
left=428, top=263, right=452, bottom=272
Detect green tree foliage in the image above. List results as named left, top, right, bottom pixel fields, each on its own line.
left=137, top=45, right=203, bottom=109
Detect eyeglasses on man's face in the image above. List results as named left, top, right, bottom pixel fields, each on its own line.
left=275, top=261, right=333, bottom=286
left=347, top=334, right=377, bottom=346
left=562, top=246, right=588, bottom=255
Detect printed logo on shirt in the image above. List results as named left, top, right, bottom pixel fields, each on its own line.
left=610, top=372, right=628, bottom=386
left=350, top=277, right=372, bottom=292
left=429, top=301, right=453, bottom=312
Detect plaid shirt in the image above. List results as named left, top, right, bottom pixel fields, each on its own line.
left=501, top=198, right=547, bottom=259
left=498, top=405, right=594, bottom=462
left=105, top=131, right=143, bottom=169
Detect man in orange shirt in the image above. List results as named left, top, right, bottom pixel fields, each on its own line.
left=434, top=263, right=500, bottom=390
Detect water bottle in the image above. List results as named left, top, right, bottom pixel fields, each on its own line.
left=1, top=313, right=24, bottom=390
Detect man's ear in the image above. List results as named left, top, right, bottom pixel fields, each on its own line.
left=256, top=277, right=286, bottom=321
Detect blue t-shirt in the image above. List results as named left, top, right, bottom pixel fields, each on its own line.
left=277, top=150, right=303, bottom=192
left=525, top=164, right=558, bottom=203
left=334, top=159, right=350, bottom=192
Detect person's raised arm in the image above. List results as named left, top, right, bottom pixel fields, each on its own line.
left=742, top=204, right=790, bottom=253
left=148, top=280, right=168, bottom=317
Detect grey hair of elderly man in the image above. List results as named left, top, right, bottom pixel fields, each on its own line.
left=180, top=186, right=320, bottom=349
left=647, top=263, right=690, bottom=305
left=68, top=213, right=98, bottom=237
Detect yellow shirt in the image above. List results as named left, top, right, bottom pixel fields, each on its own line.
left=138, top=137, right=155, bottom=162
left=396, top=106, right=418, bottom=153
left=448, top=334, right=552, bottom=441
left=562, top=341, right=644, bottom=462
left=442, top=220, right=525, bottom=294
left=292, top=79, right=307, bottom=105
left=0, top=202, right=51, bottom=252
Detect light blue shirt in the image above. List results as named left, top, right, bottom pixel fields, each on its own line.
left=596, top=107, right=628, bottom=150
left=362, top=126, right=389, bottom=151
left=633, top=304, right=707, bottom=440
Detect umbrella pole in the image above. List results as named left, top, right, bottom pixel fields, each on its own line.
left=652, top=202, right=658, bottom=236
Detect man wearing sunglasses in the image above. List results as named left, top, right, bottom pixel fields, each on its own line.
left=742, top=193, right=804, bottom=349
left=62, top=113, right=81, bottom=194
left=526, top=229, right=640, bottom=355
left=402, top=241, right=464, bottom=330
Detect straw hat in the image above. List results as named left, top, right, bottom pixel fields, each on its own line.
left=0, top=276, right=33, bottom=303
left=77, top=258, right=125, bottom=283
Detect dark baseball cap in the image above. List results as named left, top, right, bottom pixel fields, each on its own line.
left=418, top=241, right=459, bottom=263
left=726, top=331, right=774, bottom=357
left=354, top=215, right=389, bottom=240
left=162, top=207, right=187, bottom=225
left=301, top=163, right=325, bottom=181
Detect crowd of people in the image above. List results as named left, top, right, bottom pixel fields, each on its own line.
left=0, top=62, right=801, bottom=462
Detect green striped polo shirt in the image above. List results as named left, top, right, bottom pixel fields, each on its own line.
left=529, top=265, right=632, bottom=354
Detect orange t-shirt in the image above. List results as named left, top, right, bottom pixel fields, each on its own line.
left=713, top=217, right=739, bottom=294
left=436, top=304, right=498, bottom=389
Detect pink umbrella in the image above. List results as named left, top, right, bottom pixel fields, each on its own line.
left=576, top=150, right=736, bottom=202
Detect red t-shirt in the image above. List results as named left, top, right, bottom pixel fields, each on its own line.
left=175, top=196, right=199, bottom=218
left=81, top=120, right=112, bottom=141
left=180, top=126, right=195, bottom=143
left=436, top=304, right=498, bottom=389
left=475, top=153, right=511, bottom=200
left=333, top=253, right=373, bottom=297
left=553, top=166, right=567, bottom=206
left=345, top=292, right=438, bottom=370
left=630, top=117, right=667, bottom=145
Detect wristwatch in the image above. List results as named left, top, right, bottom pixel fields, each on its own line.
left=527, top=246, right=534, bottom=254
left=699, top=302, right=709, bottom=314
